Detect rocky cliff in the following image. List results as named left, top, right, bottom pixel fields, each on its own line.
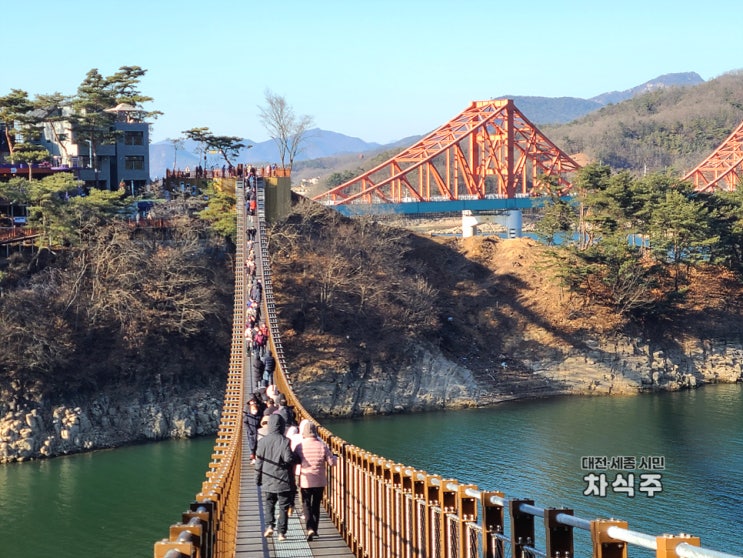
left=5, top=327, right=738, bottom=464
left=0, top=388, right=222, bottom=463
left=290, top=335, right=742, bottom=418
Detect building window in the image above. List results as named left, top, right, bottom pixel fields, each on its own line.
left=124, top=131, right=144, bottom=146
left=125, top=156, right=144, bottom=170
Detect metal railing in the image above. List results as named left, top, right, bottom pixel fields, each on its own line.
left=0, top=226, right=38, bottom=244
left=154, top=179, right=743, bottom=558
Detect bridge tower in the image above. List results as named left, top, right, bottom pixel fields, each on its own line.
left=313, top=99, right=580, bottom=208
left=684, top=119, right=743, bottom=192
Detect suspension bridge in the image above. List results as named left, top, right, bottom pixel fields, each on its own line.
left=152, top=171, right=743, bottom=558
left=5, top=97, right=737, bottom=557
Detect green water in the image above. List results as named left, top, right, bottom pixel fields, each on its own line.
left=3, top=384, right=742, bottom=558
left=0, top=437, right=215, bottom=557
left=327, top=383, right=743, bottom=557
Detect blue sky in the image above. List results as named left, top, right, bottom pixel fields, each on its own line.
left=6, top=0, right=742, bottom=146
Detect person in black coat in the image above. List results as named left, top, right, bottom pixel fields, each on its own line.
left=263, top=352, right=275, bottom=386
left=251, top=352, right=265, bottom=390
left=243, top=398, right=262, bottom=462
left=250, top=279, right=263, bottom=304
left=274, top=394, right=296, bottom=430
left=255, top=414, right=297, bottom=541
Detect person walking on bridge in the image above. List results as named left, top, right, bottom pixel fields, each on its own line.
left=255, top=414, right=297, bottom=542
left=244, top=398, right=262, bottom=463
left=295, top=421, right=337, bottom=541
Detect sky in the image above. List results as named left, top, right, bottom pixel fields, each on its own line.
left=5, top=0, right=742, bottom=146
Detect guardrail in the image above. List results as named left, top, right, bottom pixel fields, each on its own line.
left=0, top=227, right=39, bottom=244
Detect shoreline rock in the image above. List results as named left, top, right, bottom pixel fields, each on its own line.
left=2, top=335, right=741, bottom=463
left=0, top=389, right=222, bottom=464
left=291, top=335, right=743, bottom=418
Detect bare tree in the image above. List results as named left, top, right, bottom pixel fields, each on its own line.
left=270, top=200, right=439, bottom=337
left=83, top=220, right=220, bottom=344
left=258, top=89, right=314, bottom=170
left=168, top=137, right=185, bottom=171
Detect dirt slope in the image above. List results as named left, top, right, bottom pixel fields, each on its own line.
left=270, top=209, right=743, bottom=415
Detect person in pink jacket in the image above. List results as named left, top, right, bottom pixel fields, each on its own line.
left=295, top=421, right=336, bottom=541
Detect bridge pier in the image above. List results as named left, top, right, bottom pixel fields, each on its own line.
left=461, top=209, right=522, bottom=238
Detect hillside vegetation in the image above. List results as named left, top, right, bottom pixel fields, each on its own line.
left=0, top=175, right=236, bottom=408
left=268, top=185, right=743, bottom=414
left=544, top=71, right=743, bottom=175
left=6, top=70, right=743, bottom=418
left=0, top=221, right=234, bottom=406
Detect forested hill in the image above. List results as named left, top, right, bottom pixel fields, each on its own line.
left=503, top=72, right=705, bottom=125
left=542, top=70, right=743, bottom=176
left=267, top=194, right=743, bottom=417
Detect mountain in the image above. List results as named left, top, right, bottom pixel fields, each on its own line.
left=299, top=129, right=381, bottom=159
left=148, top=72, right=707, bottom=179
left=541, top=70, right=743, bottom=175
left=500, top=72, right=705, bottom=125
left=589, top=72, right=704, bottom=106
left=499, top=96, right=604, bottom=125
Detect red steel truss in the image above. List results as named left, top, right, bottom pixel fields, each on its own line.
left=313, top=99, right=581, bottom=206
left=684, top=120, right=743, bottom=192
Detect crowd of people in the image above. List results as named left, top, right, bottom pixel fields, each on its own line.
left=243, top=172, right=267, bottom=369
left=164, top=162, right=282, bottom=183
left=247, top=385, right=336, bottom=543
left=242, top=179, right=338, bottom=544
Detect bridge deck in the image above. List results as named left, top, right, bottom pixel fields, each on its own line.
left=236, top=415, right=353, bottom=558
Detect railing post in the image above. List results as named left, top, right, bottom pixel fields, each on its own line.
left=153, top=541, right=196, bottom=558
left=383, top=461, right=400, bottom=558
left=361, top=450, right=375, bottom=557
left=440, top=480, right=458, bottom=558
left=590, top=519, right=628, bottom=558
left=412, top=472, right=427, bottom=558
left=324, top=437, right=344, bottom=534
left=458, top=484, right=478, bottom=558
left=338, top=441, right=350, bottom=539
left=183, top=504, right=211, bottom=558
left=482, top=492, right=505, bottom=558
left=426, top=475, right=442, bottom=558
left=510, top=499, right=535, bottom=558
left=372, top=455, right=385, bottom=558
left=168, top=520, right=203, bottom=557
left=400, top=470, right=413, bottom=558
left=545, top=508, right=574, bottom=558
left=656, top=534, right=701, bottom=558
left=351, top=447, right=364, bottom=556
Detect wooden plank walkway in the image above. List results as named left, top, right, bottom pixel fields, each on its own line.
left=235, top=423, right=354, bottom=558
